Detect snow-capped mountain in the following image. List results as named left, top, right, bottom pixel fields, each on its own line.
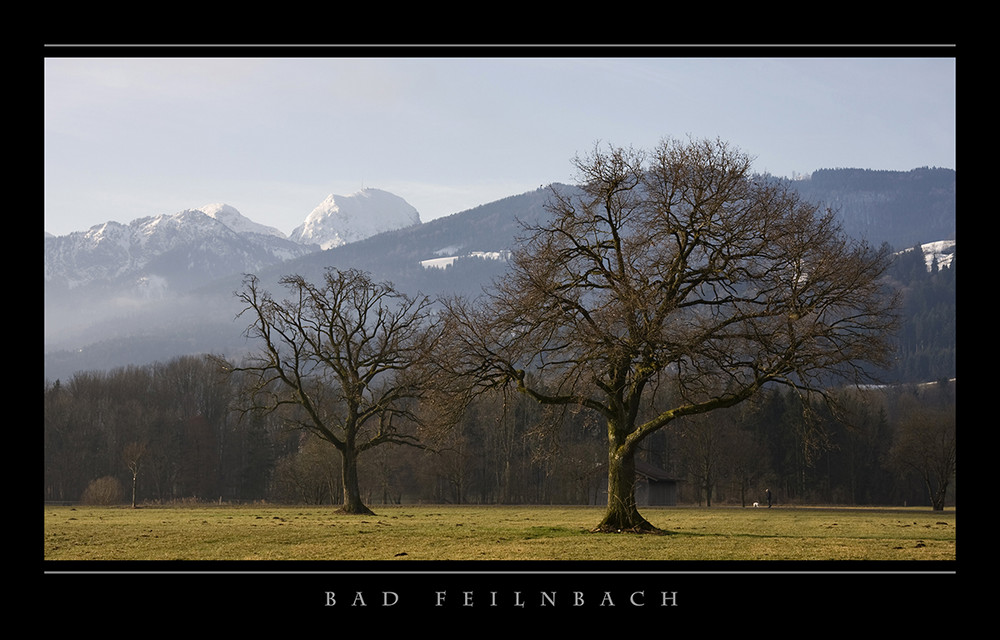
left=43, top=190, right=429, bottom=372
left=199, top=202, right=287, bottom=238
left=43, top=204, right=317, bottom=369
left=289, top=188, right=421, bottom=250
left=44, top=206, right=316, bottom=293
left=45, top=188, right=424, bottom=294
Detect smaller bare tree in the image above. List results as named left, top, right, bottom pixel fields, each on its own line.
left=890, top=402, right=956, bottom=510
left=223, top=268, right=442, bottom=515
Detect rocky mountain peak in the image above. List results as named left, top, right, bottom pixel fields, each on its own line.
left=289, top=188, right=421, bottom=250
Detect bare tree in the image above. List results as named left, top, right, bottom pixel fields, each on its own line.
left=675, top=413, right=728, bottom=507
left=444, top=137, right=899, bottom=532
left=122, top=441, right=147, bottom=508
left=889, top=394, right=956, bottom=511
left=225, top=268, right=440, bottom=515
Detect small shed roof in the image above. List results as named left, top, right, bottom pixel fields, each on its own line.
left=635, top=460, right=678, bottom=482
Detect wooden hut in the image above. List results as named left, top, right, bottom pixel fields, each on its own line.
left=634, top=460, right=679, bottom=506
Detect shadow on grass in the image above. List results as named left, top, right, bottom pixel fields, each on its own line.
left=523, top=526, right=582, bottom=539
left=523, top=525, right=681, bottom=538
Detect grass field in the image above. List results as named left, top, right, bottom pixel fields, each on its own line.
left=42, top=503, right=956, bottom=562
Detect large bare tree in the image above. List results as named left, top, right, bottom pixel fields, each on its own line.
left=444, top=137, right=899, bottom=532
left=227, top=268, right=440, bottom=514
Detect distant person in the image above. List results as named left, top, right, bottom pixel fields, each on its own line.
left=766, top=488, right=772, bottom=508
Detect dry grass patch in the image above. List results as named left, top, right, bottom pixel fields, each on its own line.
left=43, top=504, right=955, bottom=562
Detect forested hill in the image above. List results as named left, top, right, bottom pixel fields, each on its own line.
left=881, top=241, right=956, bottom=384
left=789, top=167, right=955, bottom=249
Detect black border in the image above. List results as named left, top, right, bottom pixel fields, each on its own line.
left=41, top=43, right=961, bottom=625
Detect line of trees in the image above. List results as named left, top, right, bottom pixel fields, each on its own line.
left=42, top=355, right=955, bottom=510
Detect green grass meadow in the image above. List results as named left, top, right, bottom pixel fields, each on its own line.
left=43, top=503, right=955, bottom=562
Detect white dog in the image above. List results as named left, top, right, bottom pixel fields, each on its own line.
left=752, top=502, right=759, bottom=508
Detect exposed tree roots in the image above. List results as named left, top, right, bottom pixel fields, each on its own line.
left=591, top=512, right=671, bottom=534
left=590, top=523, right=670, bottom=535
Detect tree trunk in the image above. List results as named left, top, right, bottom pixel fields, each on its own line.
left=338, top=441, right=375, bottom=515
left=594, top=445, right=658, bottom=533
left=131, top=471, right=138, bottom=508
left=929, top=477, right=948, bottom=511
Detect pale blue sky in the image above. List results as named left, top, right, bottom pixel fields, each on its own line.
left=44, top=54, right=956, bottom=238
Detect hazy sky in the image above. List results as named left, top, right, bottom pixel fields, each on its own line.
left=44, top=52, right=956, bottom=238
